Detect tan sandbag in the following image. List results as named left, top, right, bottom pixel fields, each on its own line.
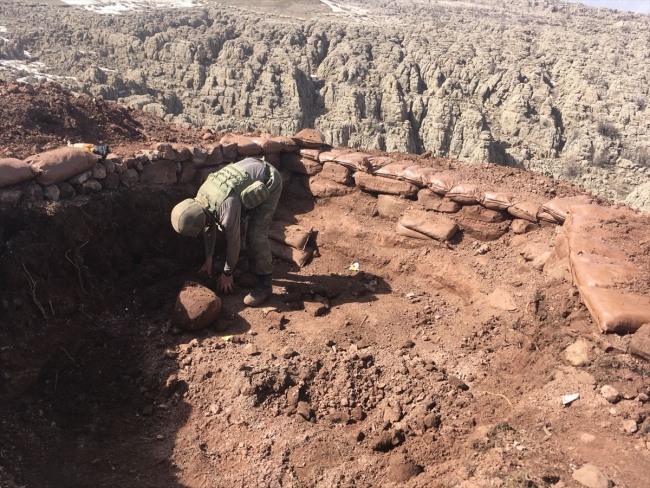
left=481, top=191, right=514, bottom=211
left=508, top=201, right=539, bottom=222
left=27, top=147, right=98, bottom=186
left=334, top=152, right=373, bottom=172
left=292, top=128, right=326, bottom=148
left=306, top=175, right=355, bottom=197
left=540, top=195, right=594, bottom=223
left=399, top=210, right=459, bottom=242
left=270, top=239, right=314, bottom=267
left=281, top=153, right=322, bottom=175
left=537, top=210, right=560, bottom=224
left=270, top=136, right=299, bottom=152
left=219, top=134, right=262, bottom=156
left=250, top=133, right=283, bottom=154
left=367, top=156, right=394, bottom=171
left=447, top=184, right=481, bottom=204
left=268, top=222, right=313, bottom=251
left=321, top=162, right=354, bottom=185
left=570, top=254, right=643, bottom=288
left=0, top=158, right=37, bottom=187
left=567, top=233, right=627, bottom=261
left=396, top=223, right=430, bottom=240
left=355, top=172, right=418, bottom=197
left=579, top=286, right=650, bottom=333
left=299, top=148, right=321, bottom=161
left=427, top=173, right=459, bottom=195
left=374, top=163, right=412, bottom=179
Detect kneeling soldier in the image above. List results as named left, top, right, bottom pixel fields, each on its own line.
left=171, top=158, right=282, bottom=306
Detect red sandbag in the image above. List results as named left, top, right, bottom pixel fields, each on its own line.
left=400, top=166, right=438, bottom=187
left=270, top=136, right=299, bottom=153
left=27, top=147, right=98, bottom=186
left=537, top=210, right=560, bottom=224
left=321, top=162, right=354, bottom=185
left=399, top=210, right=459, bottom=242
left=318, top=148, right=355, bottom=163
left=334, top=152, right=373, bottom=172
left=250, top=133, right=284, bottom=154
left=0, top=158, right=37, bottom=187
left=508, top=202, right=539, bottom=222
left=219, top=134, right=262, bottom=156
left=300, top=148, right=321, bottom=161
left=374, top=163, right=412, bottom=179
left=567, top=233, right=627, bottom=261
left=540, top=195, right=594, bottom=223
left=570, top=254, right=643, bottom=288
left=396, top=223, right=430, bottom=240
left=426, top=173, right=458, bottom=195
left=292, top=128, right=326, bottom=148
left=447, top=184, right=481, bottom=204
left=270, top=239, right=314, bottom=267
left=367, top=156, right=394, bottom=171
left=281, top=153, right=322, bottom=175
left=579, top=286, right=650, bottom=333
left=481, top=191, right=514, bottom=211
left=355, top=172, right=418, bottom=197
left=268, top=222, right=313, bottom=251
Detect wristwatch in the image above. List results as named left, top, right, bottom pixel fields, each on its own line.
left=223, top=271, right=232, bottom=277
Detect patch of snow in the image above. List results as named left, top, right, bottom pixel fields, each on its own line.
left=23, top=51, right=31, bottom=58
left=60, top=0, right=199, bottom=15
left=0, top=59, right=77, bottom=83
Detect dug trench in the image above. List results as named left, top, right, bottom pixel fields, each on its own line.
left=2, top=168, right=650, bottom=485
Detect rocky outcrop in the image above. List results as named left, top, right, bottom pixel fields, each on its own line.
left=0, top=0, right=648, bottom=205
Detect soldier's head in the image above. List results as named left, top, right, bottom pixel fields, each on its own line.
left=171, top=199, right=206, bottom=238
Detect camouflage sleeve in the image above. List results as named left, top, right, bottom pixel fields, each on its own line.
left=219, top=194, right=241, bottom=274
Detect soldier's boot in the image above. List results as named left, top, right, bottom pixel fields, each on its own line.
left=243, top=274, right=273, bottom=307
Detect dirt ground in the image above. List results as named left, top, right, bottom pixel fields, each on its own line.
left=1, top=83, right=650, bottom=487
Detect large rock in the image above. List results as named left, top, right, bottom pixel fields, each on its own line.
left=572, top=464, right=612, bottom=488
left=171, top=282, right=222, bottom=331
left=387, top=454, right=423, bottom=482
left=564, top=339, right=594, bottom=367
left=139, top=160, right=177, bottom=185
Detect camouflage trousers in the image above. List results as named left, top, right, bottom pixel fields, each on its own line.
left=239, top=165, right=282, bottom=276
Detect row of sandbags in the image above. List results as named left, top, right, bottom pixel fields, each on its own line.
left=556, top=204, right=650, bottom=333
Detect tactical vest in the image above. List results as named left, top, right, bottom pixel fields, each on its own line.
left=195, top=164, right=269, bottom=215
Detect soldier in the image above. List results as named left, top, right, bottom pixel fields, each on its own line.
left=171, top=157, right=282, bottom=306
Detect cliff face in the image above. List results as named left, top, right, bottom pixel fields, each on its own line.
left=0, top=0, right=649, bottom=207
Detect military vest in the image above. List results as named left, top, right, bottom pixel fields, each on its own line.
left=195, top=164, right=269, bottom=215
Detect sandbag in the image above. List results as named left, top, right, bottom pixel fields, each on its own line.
left=281, top=153, right=322, bottom=175
left=481, top=191, right=514, bottom=211
left=300, top=148, right=321, bottom=161
left=570, top=254, right=644, bottom=288
left=263, top=153, right=282, bottom=169
left=417, top=189, right=460, bottom=213
left=396, top=223, right=430, bottom=240
left=367, top=156, right=394, bottom=171
left=0, top=158, right=37, bottom=187
left=306, top=175, right=355, bottom=198
left=292, top=128, right=326, bottom=148
left=271, top=136, right=299, bottom=153
left=459, top=205, right=504, bottom=223
left=508, top=201, right=539, bottom=222
left=334, top=152, right=373, bottom=172
left=318, top=148, right=355, bottom=163
left=27, top=147, right=99, bottom=186
left=268, top=222, right=313, bottom=251
left=399, top=210, right=458, bottom=242
left=579, top=286, right=650, bottom=333
left=567, top=233, right=627, bottom=261
left=447, top=184, right=481, bottom=205
left=510, top=219, right=539, bottom=234
left=401, top=166, right=437, bottom=186
left=540, top=195, right=594, bottom=223
left=219, top=134, right=262, bottom=156
left=321, top=162, right=354, bottom=185
left=355, top=172, right=418, bottom=197
left=537, top=210, right=560, bottom=223
left=458, top=218, right=510, bottom=241
left=373, top=163, right=412, bottom=179
left=270, top=240, right=314, bottom=267
left=250, top=133, right=284, bottom=154
left=568, top=203, right=636, bottom=220
left=427, top=173, right=459, bottom=195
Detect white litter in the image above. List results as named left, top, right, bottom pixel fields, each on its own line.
left=561, top=393, right=580, bottom=406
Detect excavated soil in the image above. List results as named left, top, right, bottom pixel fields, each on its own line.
left=2, top=87, right=650, bottom=488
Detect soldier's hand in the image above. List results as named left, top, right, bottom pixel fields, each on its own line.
left=199, top=256, right=213, bottom=278
left=217, top=273, right=234, bottom=294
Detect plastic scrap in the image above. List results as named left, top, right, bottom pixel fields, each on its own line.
left=561, top=393, right=580, bottom=406
left=349, top=262, right=360, bottom=271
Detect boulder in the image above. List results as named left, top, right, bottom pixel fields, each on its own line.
left=629, top=323, right=650, bottom=362
left=292, top=128, right=326, bottom=148
left=387, top=454, right=423, bottom=482
left=100, top=172, right=120, bottom=190
left=140, top=160, right=177, bottom=185
left=171, top=282, right=222, bottom=331
left=572, top=464, right=612, bottom=488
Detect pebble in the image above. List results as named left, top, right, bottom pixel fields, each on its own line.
left=286, top=386, right=300, bottom=407
left=281, top=346, right=297, bottom=359
left=387, top=453, right=423, bottom=482
left=600, top=385, right=620, bottom=404
left=622, top=419, right=638, bottom=434
left=296, top=401, right=313, bottom=420
left=303, top=301, right=328, bottom=317
left=351, top=406, right=365, bottom=421
left=244, top=344, right=259, bottom=356
left=327, top=412, right=350, bottom=424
